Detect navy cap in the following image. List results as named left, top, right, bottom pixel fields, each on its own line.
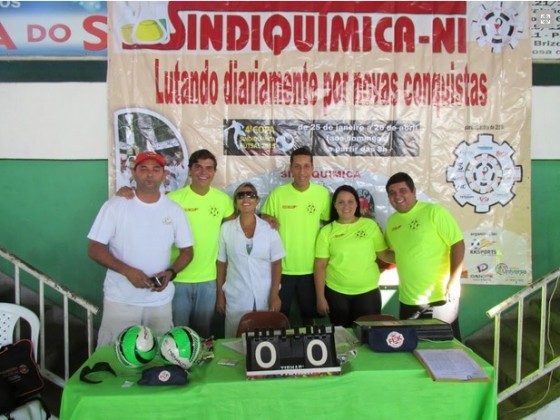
left=138, top=365, right=188, bottom=386
left=368, top=326, right=418, bottom=352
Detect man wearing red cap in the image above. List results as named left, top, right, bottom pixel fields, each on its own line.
left=88, top=152, right=194, bottom=347
left=116, top=149, right=235, bottom=339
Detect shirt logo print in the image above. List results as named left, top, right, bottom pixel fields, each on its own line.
left=356, top=230, right=366, bottom=238
left=306, top=203, right=317, bottom=214
left=162, top=216, right=172, bottom=225
left=409, top=219, right=420, bottom=230
left=209, top=207, right=219, bottom=217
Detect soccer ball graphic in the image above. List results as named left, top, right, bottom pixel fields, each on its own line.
left=115, top=325, right=158, bottom=368
left=470, top=238, right=481, bottom=251
left=275, top=132, right=295, bottom=153
left=159, top=326, right=203, bottom=370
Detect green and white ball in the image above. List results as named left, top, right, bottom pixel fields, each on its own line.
left=115, top=325, right=158, bottom=368
left=160, top=326, right=202, bottom=370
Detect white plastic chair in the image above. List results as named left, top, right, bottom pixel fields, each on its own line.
left=0, top=302, right=40, bottom=357
left=0, top=303, right=54, bottom=420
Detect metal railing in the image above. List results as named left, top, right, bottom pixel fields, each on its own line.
left=486, top=267, right=560, bottom=403
left=0, top=247, right=99, bottom=387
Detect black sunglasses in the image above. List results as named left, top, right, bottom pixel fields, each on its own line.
left=235, top=191, right=258, bottom=200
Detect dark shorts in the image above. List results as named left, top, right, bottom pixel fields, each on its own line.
left=279, top=274, right=318, bottom=320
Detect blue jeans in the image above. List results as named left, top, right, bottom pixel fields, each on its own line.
left=172, top=281, right=216, bottom=339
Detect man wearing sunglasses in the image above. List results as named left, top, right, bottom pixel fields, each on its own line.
left=261, top=146, right=330, bottom=326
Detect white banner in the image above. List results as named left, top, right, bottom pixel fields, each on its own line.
left=108, top=1, right=532, bottom=286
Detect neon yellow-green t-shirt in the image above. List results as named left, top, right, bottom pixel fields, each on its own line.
left=261, top=182, right=330, bottom=275
left=168, top=185, right=234, bottom=283
left=315, top=217, right=388, bottom=294
left=385, top=201, right=463, bottom=305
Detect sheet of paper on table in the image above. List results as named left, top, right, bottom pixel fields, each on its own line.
left=414, top=348, right=491, bottom=382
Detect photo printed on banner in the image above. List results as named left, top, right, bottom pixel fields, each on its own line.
left=114, top=108, right=189, bottom=192
left=223, top=119, right=420, bottom=157
left=223, top=119, right=312, bottom=156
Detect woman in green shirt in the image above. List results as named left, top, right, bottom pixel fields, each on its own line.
left=314, top=185, right=393, bottom=327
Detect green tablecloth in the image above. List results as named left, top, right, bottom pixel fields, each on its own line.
left=60, top=337, right=496, bottom=420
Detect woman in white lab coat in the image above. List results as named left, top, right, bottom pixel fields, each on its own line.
left=216, top=183, right=285, bottom=337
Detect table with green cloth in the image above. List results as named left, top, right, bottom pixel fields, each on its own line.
left=60, top=336, right=497, bottom=420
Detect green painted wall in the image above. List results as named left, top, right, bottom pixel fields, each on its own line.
left=0, top=160, right=108, bottom=306
left=1, top=159, right=558, bottom=336
left=531, top=160, right=560, bottom=275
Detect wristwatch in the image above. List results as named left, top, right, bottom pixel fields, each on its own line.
left=165, top=268, right=177, bottom=281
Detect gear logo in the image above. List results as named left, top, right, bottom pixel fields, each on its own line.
left=447, top=134, right=523, bottom=214
left=471, top=3, right=525, bottom=53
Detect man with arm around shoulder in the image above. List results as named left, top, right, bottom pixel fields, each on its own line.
left=385, top=172, right=465, bottom=340
left=167, top=149, right=235, bottom=338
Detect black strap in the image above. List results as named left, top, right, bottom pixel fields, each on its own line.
left=79, top=362, right=117, bottom=384
left=166, top=268, right=177, bottom=281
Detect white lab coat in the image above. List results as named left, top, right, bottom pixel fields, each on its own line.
left=218, top=215, right=285, bottom=337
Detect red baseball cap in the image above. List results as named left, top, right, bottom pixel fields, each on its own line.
left=134, top=152, right=166, bottom=169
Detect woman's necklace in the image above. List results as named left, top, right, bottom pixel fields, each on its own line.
left=246, top=238, right=254, bottom=255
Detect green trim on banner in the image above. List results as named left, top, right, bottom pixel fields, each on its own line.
left=0, top=61, right=107, bottom=82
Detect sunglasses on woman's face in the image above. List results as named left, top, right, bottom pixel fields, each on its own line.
left=235, top=191, right=258, bottom=200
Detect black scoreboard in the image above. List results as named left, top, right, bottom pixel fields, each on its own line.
left=245, top=325, right=341, bottom=379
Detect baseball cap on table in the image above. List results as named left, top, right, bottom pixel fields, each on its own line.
left=134, top=152, right=166, bottom=168
left=138, top=365, right=189, bottom=386
left=367, top=326, right=418, bottom=352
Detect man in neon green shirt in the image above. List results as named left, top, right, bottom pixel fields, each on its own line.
left=167, top=149, right=235, bottom=338
left=261, top=147, right=330, bottom=325
left=385, top=172, right=465, bottom=339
